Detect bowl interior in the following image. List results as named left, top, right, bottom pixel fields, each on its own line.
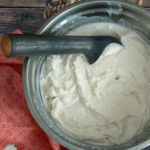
left=23, top=0, right=150, bottom=150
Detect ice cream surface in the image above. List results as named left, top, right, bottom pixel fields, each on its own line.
left=40, top=23, right=150, bottom=144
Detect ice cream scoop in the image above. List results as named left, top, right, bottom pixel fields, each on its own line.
left=1, top=34, right=122, bottom=64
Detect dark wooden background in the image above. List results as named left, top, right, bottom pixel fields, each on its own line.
left=0, top=0, right=150, bottom=36
left=0, top=0, right=45, bottom=36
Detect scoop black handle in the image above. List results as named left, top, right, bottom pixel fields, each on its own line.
left=1, top=34, right=121, bottom=64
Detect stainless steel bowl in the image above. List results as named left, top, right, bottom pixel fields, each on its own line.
left=23, top=0, right=150, bottom=149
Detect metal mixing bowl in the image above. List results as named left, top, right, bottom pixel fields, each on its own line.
left=23, top=0, right=150, bottom=149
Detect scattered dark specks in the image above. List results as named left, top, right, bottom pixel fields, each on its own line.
left=115, top=76, right=120, bottom=80
left=51, top=96, right=56, bottom=99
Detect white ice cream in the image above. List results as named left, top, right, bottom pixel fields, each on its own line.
left=41, top=23, right=150, bottom=144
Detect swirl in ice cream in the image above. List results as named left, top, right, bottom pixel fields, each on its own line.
left=41, top=23, right=150, bottom=144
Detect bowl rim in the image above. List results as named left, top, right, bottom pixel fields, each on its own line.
left=37, top=0, right=150, bottom=35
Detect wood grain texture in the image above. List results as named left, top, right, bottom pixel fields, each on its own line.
left=0, top=0, right=45, bottom=7
left=0, top=8, right=45, bottom=36
left=1, top=0, right=150, bottom=8
left=0, top=0, right=149, bottom=36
